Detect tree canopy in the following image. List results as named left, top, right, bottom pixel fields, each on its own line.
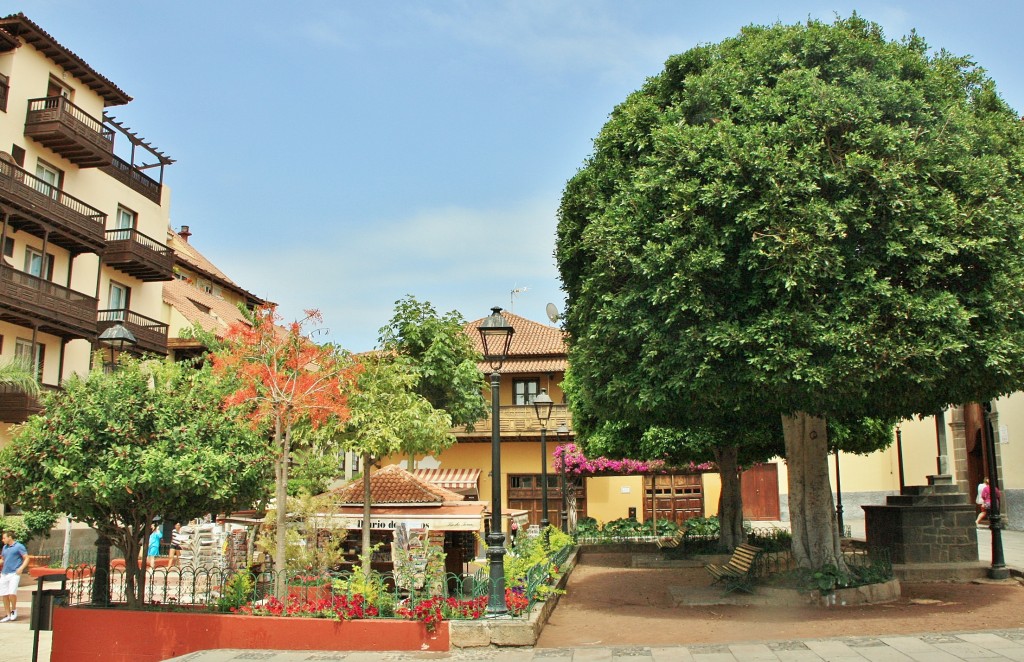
left=558, top=15, right=1024, bottom=424
left=377, top=295, right=487, bottom=429
left=556, top=15, right=1024, bottom=568
left=0, top=357, right=271, bottom=606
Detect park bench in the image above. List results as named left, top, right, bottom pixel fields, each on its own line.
left=655, top=530, right=685, bottom=549
left=704, top=543, right=762, bottom=593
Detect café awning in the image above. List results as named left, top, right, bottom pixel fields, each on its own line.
left=414, top=468, right=481, bottom=498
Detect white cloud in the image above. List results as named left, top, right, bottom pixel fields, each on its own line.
left=216, top=196, right=565, bottom=352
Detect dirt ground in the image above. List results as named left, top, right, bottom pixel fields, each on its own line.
left=536, top=562, right=1024, bottom=648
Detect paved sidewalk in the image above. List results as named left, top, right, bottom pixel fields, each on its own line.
left=165, top=630, right=1024, bottom=661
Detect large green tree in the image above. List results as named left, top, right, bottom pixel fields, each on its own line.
left=0, top=357, right=272, bottom=607
left=377, top=295, right=487, bottom=432
left=557, top=16, right=1024, bottom=569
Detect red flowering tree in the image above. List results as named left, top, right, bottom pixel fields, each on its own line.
left=212, top=307, right=356, bottom=594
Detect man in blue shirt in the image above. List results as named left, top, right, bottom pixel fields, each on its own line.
left=0, top=530, right=26, bottom=622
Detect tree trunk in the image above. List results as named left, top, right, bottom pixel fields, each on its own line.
left=274, top=415, right=290, bottom=598
left=782, top=412, right=845, bottom=571
left=114, top=523, right=145, bottom=608
left=713, top=445, right=746, bottom=552
left=361, top=453, right=373, bottom=575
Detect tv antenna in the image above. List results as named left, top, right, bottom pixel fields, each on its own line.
left=510, top=286, right=528, bottom=312
left=546, top=303, right=561, bottom=324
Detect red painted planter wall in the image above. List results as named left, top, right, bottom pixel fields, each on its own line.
left=51, top=607, right=449, bottom=661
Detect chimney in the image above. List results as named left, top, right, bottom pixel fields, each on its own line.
left=179, top=225, right=191, bottom=243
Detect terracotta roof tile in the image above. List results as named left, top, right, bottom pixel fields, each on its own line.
left=163, top=279, right=252, bottom=340
left=332, top=464, right=466, bottom=505
left=464, top=311, right=566, bottom=373
left=167, top=229, right=266, bottom=307
left=0, top=13, right=131, bottom=106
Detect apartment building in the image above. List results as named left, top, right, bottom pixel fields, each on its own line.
left=162, top=224, right=266, bottom=363
left=0, top=13, right=177, bottom=442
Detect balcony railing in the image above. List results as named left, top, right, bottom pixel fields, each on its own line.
left=24, top=96, right=114, bottom=167
left=104, top=228, right=174, bottom=282
left=0, top=158, right=107, bottom=254
left=100, top=154, right=162, bottom=204
left=0, top=264, right=98, bottom=339
left=0, top=383, right=58, bottom=424
left=97, top=308, right=169, bottom=356
left=454, top=404, right=572, bottom=437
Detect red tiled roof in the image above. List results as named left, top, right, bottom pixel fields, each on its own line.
left=163, top=279, right=252, bottom=340
left=0, top=13, right=131, bottom=106
left=168, top=229, right=266, bottom=307
left=463, top=310, right=566, bottom=374
left=332, top=464, right=466, bottom=505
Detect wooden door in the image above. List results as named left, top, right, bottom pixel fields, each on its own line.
left=507, top=474, right=579, bottom=526
left=644, top=474, right=703, bottom=526
left=741, top=463, right=780, bottom=520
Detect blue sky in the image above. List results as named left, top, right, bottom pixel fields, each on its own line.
left=20, top=1, right=1024, bottom=351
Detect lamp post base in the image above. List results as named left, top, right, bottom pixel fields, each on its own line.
left=485, top=531, right=507, bottom=616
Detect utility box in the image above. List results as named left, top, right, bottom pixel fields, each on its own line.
left=30, top=574, right=68, bottom=632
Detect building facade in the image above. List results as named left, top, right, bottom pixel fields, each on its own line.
left=0, top=13, right=173, bottom=445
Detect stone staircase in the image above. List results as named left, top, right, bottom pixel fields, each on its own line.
left=864, top=478, right=987, bottom=580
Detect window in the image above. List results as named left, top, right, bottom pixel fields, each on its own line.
left=3, top=237, right=12, bottom=259
left=34, top=160, right=62, bottom=199
left=47, top=76, right=72, bottom=101
left=108, top=281, right=130, bottom=316
left=14, top=338, right=44, bottom=382
left=513, top=379, right=540, bottom=406
left=0, top=73, right=8, bottom=113
left=24, top=247, right=54, bottom=281
left=112, top=206, right=136, bottom=241
left=10, top=145, right=24, bottom=167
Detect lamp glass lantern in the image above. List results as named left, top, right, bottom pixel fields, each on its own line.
left=477, top=307, right=515, bottom=615
left=98, top=323, right=138, bottom=371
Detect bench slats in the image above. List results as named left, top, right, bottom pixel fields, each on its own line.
left=704, top=543, right=762, bottom=593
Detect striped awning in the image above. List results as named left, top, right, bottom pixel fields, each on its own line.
left=414, top=468, right=481, bottom=497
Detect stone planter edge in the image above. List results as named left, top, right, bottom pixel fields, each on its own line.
left=450, top=546, right=579, bottom=648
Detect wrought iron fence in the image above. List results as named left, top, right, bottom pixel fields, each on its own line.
left=56, top=553, right=572, bottom=620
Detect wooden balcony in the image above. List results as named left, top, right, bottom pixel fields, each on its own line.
left=97, top=309, right=169, bottom=356
left=0, top=383, right=57, bottom=424
left=0, top=159, right=107, bottom=255
left=454, top=404, right=573, bottom=439
left=0, top=264, right=98, bottom=339
left=24, top=96, right=114, bottom=167
left=99, top=154, right=162, bottom=204
left=104, top=228, right=174, bottom=282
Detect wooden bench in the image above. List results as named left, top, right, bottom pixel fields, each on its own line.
left=655, top=530, right=685, bottom=549
left=704, top=543, right=762, bottom=593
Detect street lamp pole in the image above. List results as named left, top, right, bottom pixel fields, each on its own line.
left=478, top=307, right=514, bottom=616
left=983, top=402, right=1008, bottom=580
left=533, top=389, right=554, bottom=529
left=556, top=424, right=569, bottom=533
left=92, top=323, right=137, bottom=606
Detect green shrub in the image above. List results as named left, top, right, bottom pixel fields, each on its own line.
left=602, top=517, right=643, bottom=537
left=216, top=571, right=255, bottom=611
left=683, top=516, right=720, bottom=537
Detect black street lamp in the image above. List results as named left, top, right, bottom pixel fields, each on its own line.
left=556, top=424, right=569, bottom=533
left=92, top=323, right=137, bottom=606
left=834, top=448, right=845, bottom=538
left=983, top=402, right=1009, bottom=580
left=532, top=389, right=554, bottom=529
left=477, top=307, right=514, bottom=616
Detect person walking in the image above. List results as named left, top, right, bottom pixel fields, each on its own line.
left=147, top=521, right=163, bottom=569
left=0, top=530, right=27, bottom=622
left=167, top=523, right=185, bottom=567
left=976, top=478, right=1001, bottom=526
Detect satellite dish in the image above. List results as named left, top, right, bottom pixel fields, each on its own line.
left=546, top=303, right=561, bottom=324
